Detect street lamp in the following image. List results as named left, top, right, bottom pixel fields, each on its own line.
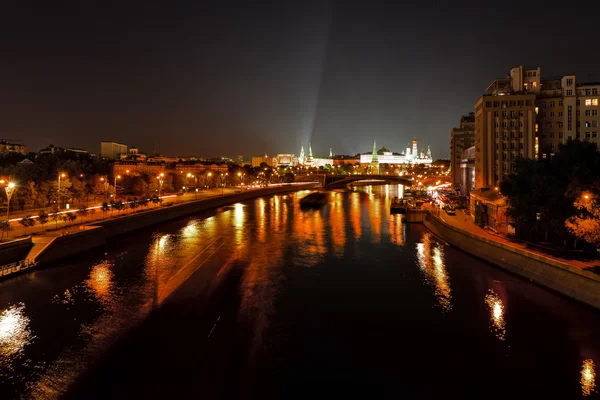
left=100, top=177, right=109, bottom=201
left=114, top=175, right=121, bottom=201
left=220, top=173, right=228, bottom=195
left=207, top=172, right=212, bottom=189
left=187, top=173, right=198, bottom=199
left=57, top=172, right=66, bottom=209
left=5, top=181, right=15, bottom=220
left=157, top=173, right=164, bottom=198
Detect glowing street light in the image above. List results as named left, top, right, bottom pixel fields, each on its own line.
left=57, top=172, right=66, bottom=209
left=5, top=181, right=16, bottom=227
left=157, top=173, right=164, bottom=198
left=187, top=172, right=198, bottom=199
left=114, top=175, right=121, bottom=201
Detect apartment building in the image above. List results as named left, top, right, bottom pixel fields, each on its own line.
left=450, top=113, right=475, bottom=191
left=537, top=75, right=576, bottom=153
left=576, top=82, right=600, bottom=145
left=474, top=66, right=537, bottom=188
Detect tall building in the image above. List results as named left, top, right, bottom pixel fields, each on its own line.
left=305, top=143, right=314, bottom=166
left=251, top=154, right=271, bottom=167
left=100, top=141, right=127, bottom=160
left=459, top=146, right=475, bottom=196
left=537, top=74, right=576, bottom=153
left=474, top=66, right=537, bottom=188
left=370, top=140, right=379, bottom=174
left=450, top=112, right=475, bottom=191
left=576, top=82, right=600, bottom=145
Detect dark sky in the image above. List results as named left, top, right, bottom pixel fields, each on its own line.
left=2, top=1, right=600, bottom=159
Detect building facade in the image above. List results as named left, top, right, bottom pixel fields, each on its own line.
left=272, top=154, right=298, bottom=167
left=101, top=141, right=127, bottom=160
left=359, top=138, right=432, bottom=165
left=459, top=146, right=475, bottom=196
left=251, top=154, right=271, bottom=167
left=577, top=82, right=600, bottom=145
left=0, top=140, right=27, bottom=155
left=450, top=113, right=475, bottom=191
left=474, top=67, right=538, bottom=188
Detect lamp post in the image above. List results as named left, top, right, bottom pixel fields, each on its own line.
left=238, top=172, right=245, bottom=188
left=157, top=173, right=164, bottom=198
left=207, top=172, right=212, bottom=190
left=187, top=173, right=198, bottom=199
left=5, top=181, right=15, bottom=220
left=114, top=175, right=121, bottom=202
left=57, top=172, right=66, bottom=209
left=220, top=173, right=228, bottom=195
left=100, top=177, right=109, bottom=202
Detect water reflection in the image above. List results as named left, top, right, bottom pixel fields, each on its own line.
left=86, top=261, right=114, bottom=305
left=350, top=192, right=362, bottom=241
left=0, top=303, right=34, bottom=369
left=416, top=233, right=452, bottom=312
left=330, top=192, right=346, bottom=256
left=388, top=214, right=404, bottom=246
left=581, top=359, right=597, bottom=396
left=484, top=289, right=506, bottom=341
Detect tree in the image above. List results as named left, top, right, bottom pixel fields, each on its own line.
left=77, top=206, right=89, bottom=225
left=50, top=206, right=61, bottom=230
left=282, top=172, right=295, bottom=183
left=101, top=202, right=110, bottom=218
left=65, top=212, right=77, bottom=225
left=565, top=194, right=600, bottom=247
left=0, top=220, right=12, bottom=241
left=129, top=199, right=138, bottom=213
left=502, top=139, right=600, bottom=245
left=19, top=215, right=36, bottom=234
left=38, top=210, right=49, bottom=229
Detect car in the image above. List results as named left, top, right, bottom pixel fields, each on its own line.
left=444, top=206, right=456, bottom=215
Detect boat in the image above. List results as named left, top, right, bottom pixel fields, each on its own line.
left=390, top=196, right=407, bottom=213
left=300, top=191, right=328, bottom=208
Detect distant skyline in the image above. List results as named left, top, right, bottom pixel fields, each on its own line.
left=2, top=1, right=600, bottom=159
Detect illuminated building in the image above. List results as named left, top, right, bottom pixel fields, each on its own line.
left=359, top=138, right=432, bottom=166
left=450, top=113, right=475, bottom=191
left=474, top=66, right=537, bottom=188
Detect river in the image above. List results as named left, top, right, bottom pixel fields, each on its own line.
left=0, top=185, right=599, bottom=399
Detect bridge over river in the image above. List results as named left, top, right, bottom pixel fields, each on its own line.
left=321, top=174, right=412, bottom=188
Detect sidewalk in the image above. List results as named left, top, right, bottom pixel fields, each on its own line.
left=432, top=207, right=600, bottom=272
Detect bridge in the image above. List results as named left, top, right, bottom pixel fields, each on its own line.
left=321, top=174, right=412, bottom=189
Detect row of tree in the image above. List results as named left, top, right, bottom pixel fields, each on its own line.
left=500, top=140, right=600, bottom=247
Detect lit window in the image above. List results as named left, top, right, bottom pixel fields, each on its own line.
left=535, top=107, right=539, bottom=114
left=532, top=82, right=537, bottom=88
left=593, top=99, right=599, bottom=106
left=585, top=99, right=592, bottom=106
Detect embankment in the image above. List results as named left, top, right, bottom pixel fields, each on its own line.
left=33, top=184, right=316, bottom=266
left=0, top=236, right=33, bottom=266
left=423, top=213, right=600, bottom=310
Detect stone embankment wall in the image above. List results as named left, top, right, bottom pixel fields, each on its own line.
left=423, top=213, right=600, bottom=310
left=0, top=236, right=33, bottom=266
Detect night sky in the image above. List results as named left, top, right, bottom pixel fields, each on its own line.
left=2, top=1, right=600, bottom=159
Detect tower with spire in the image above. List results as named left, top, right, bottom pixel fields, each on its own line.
left=412, top=137, right=418, bottom=161
left=329, top=148, right=333, bottom=157
left=426, top=145, right=432, bottom=159
left=370, top=139, right=379, bottom=174
left=305, top=142, right=314, bottom=166
left=299, top=143, right=305, bottom=165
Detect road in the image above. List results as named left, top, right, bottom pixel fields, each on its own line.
left=3, top=187, right=242, bottom=240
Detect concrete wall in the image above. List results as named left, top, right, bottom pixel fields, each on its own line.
left=34, top=228, right=106, bottom=266
left=423, top=213, right=600, bottom=310
left=0, top=236, right=33, bottom=266
left=34, top=185, right=316, bottom=266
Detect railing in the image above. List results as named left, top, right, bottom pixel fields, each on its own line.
left=0, top=260, right=36, bottom=278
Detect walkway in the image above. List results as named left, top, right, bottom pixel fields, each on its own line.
left=432, top=207, right=600, bottom=272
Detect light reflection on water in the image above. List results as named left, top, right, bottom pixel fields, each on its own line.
left=0, top=303, right=34, bottom=370
left=484, top=289, right=506, bottom=341
left=582, top=359, right=597, bottom=396
left=416, top=232, right=452, bottom=312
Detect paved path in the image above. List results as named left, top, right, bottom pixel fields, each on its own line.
left=432, top=206, right=600, bottom=271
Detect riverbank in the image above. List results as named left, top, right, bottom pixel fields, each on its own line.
left=423, top=211, right=600, bottom=310
left=9, top=184, right=317, bottom=274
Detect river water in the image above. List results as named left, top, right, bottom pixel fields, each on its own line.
left=0, top=186, right=599, bottom=398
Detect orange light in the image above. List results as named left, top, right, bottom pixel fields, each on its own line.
left=584, top=194, right=590, bottom=200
